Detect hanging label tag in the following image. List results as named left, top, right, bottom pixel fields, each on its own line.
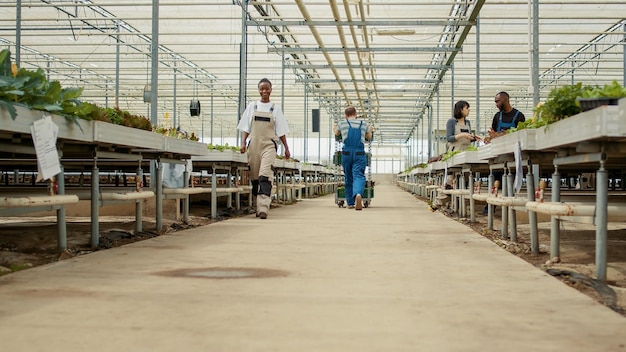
left=30, top=113, right=61, bottom=182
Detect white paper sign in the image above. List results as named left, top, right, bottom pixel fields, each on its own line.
left=30, top=114, right=61, bottom=182
left=513, top=141, right=523, bottom=194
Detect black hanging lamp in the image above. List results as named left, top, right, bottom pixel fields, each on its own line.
left=190, top=71, right=201, bottom=116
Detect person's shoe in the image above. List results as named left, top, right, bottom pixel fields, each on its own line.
left=348, top=205, right=355, bottom=209
left=259, top=212, right=267, bottom=219
left=355, top=194, right=363, bottom=210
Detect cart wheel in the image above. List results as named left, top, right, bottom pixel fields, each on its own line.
left=364, top=201, right=369, bottom=208
left=338, top=201, right=345, bottom=208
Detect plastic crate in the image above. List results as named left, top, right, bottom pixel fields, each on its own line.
left=577, top=97, right=620, bottom=112
left=337, top=186, right=374, bottom=199
left=333, top=151, right=342, bottom=165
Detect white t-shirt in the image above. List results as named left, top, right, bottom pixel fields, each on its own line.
left=236, top=101, right=289, bottom=138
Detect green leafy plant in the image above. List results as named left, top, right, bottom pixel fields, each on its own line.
left=0, top=49, right=93, bottom=125
left=207, top=143, right=240, bottom=152
left=581, top=80, right=626, bottom=99
left=534, top=82, right=594, bottom=122
left=153, top=125, right=197, bottom=139
left=441, top=150, right=460, bottom=161
left=1, top=49, right=155, bottom=134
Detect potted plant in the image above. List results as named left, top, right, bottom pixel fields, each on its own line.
left=577, top=80, right=626, bottom=112
left=533, top=82, right=594, bottom=123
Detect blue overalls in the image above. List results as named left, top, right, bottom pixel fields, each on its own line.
left=341, top=120, right=367, bottom=207
left=496, top=110, right=520, bottom=132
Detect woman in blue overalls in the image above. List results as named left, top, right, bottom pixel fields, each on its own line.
left=333, top=106, right=373, bottom=210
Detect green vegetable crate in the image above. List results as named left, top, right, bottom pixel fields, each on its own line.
left=335, top=186, right=374, bottom=208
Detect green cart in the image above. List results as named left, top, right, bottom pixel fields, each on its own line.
left=335, top=183, right=374, bottom=208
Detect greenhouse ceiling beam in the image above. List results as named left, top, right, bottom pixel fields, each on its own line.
left=269, top=46, right=460, bottom=53
left=246, top=20, right=474, bottom=27
left=288, top=63, right=450, bottom=70
left=11, top=0, right=623, bottom=6
left=299, top=78, right=440, bottom=84
left=313, top=88, right=433, bottom=93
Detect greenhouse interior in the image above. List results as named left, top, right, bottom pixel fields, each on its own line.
left=1, top=1, right=626, bottom=349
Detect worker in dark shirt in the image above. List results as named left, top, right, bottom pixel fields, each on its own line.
left=488, top=91, right=526, bottom=141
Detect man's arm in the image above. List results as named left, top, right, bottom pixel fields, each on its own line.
left=365, top=124, right=373, bottom=141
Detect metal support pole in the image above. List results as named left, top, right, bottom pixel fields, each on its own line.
left=183, top=167, right=190, bottom=223
left=91, top=165, right=99, bottom=248
left=235, top=168, right=241, bottom=210
left=15, top=0, right=21, bottom=66
left=526, top=161, right=539, bottom=255
left=135, top=167, right=143, bottom=234
left=596, top=160, right=608, bottom=281
left=56, top=165, right=67, bottom=250
left=531, top=0, right=540, bottom=106
left=469, top=171, right=475, bottom=223
left=501, top=167, right=509, bottom=239
left=237, top=0, right=248, bottom=147
left=550, top=166, right=561, bottom=259
left=487, top=172, right=494, bottom=230
left=475, top=15, right=480, bottom=133
left=156, top=161, right=163, bottom=231
left=507, top=170, right=517, bottom=242
left=211, top=165, right=217, bottom=219
left=459, top=172, right=466, bottom=218
left=227, top=169, right=233, bottom=208
left=115, top=24, right=120, bottom=107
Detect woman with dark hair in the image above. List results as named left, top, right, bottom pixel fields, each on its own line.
left=237, top=78, right=291, bottom=219
left=445, top=100, right=481, bottom=152
left=431, top=100, right=482, bottom=212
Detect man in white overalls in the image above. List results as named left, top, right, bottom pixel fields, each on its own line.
left=238, top=78, right=291, bottom=219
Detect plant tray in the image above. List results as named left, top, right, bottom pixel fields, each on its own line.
left=337, top=186, right=374, bottom=199
left=577, top=97, right=620, bottom=112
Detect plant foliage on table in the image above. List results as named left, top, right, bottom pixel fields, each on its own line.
left=514, top=81, right=626, bottom=133
left=512, top=83, right=591, bottom=133
left=207, top=143, right=240, bottom=152
left=533, top=82, right=593, bottom=123
left=0, top=49, right=154, bottom=130
left=581, top=80, right=626, bottom=99
left=0, top=49, right=93, bottom=124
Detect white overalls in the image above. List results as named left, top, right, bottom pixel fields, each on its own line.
left=248, top=103, right=279, bottom=217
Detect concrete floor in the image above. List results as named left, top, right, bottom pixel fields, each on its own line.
left=1, top=184, right=625, bottom=351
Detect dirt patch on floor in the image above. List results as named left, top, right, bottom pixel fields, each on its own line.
left=431, top=198, right=626, bottom=317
